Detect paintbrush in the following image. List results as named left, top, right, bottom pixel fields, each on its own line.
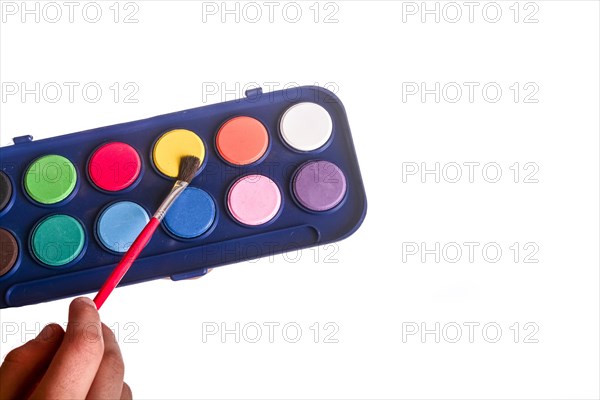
left=93, top=155, right=201, bottom=309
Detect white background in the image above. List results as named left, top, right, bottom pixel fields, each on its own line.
left=1, top=1, right=599, bottom=399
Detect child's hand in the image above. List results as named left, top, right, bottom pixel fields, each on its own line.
left=0, top=297, right=131, bottom=399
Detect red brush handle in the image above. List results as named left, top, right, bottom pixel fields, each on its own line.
left=94, top=217, right=161, bottom=309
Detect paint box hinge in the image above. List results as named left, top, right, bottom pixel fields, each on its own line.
left=245, top=87, right=263, bottom=99
left=170, top=268, right=209, bottom=281
left=13, top=135, right=33, bottom=145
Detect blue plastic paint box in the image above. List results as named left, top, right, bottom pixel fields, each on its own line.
left=0, top=86, right=367, bottom=309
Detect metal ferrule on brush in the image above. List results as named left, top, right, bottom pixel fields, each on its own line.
left=153, top=180, right=189, bottom=221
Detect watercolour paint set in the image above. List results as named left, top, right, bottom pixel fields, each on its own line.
left=0, top=85, right=367, bottom=309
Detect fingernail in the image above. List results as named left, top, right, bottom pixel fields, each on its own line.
left=74, top=297, right=97, bottom=309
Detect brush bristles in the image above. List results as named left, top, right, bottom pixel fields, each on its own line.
left=177, top=156, right=201, bottom=183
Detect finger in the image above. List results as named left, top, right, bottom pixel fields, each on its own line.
left=86, top=324, right=125, bottom=399
left=120, top=382, right=132, bottom=400
left=0, top=323, right=64, bottom=400
left=30, top=297, right=105, bottom=399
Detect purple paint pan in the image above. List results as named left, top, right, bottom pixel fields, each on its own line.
left=293, top=160, right=347, bottom=212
